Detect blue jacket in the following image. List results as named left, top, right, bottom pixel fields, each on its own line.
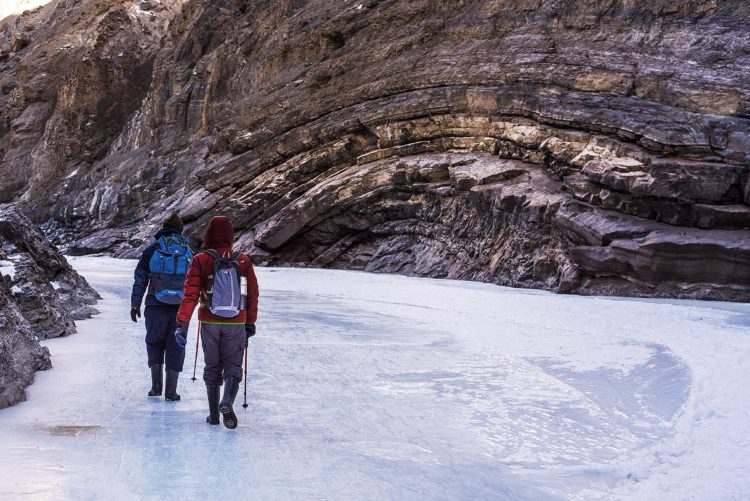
left=131, top=227, right=183, bottom=307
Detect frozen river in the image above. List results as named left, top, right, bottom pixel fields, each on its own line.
left=1, top=256, right=749, bottom=500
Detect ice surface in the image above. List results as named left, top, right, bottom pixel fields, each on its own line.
left=1, top=256, right=749, bottom=500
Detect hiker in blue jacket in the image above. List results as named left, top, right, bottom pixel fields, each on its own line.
left=131, top=213, right=193, bottom=401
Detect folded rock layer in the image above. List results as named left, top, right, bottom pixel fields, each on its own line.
left=1, top=0, right=749, bottom=299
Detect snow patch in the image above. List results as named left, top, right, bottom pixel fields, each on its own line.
left=0, top=0, right=53, bottom=20
left=0, top=259, right=16, bottom=280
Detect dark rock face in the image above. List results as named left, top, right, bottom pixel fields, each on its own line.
left=0, top=283, right=50, bottom=409
left=2, top=0, right=750, bottom=300
left=0, top=205, right=99, bottom=409
left=0, top=0, right=183, bottom=203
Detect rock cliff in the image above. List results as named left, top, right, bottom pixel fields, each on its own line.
left=0, top=205, right=99, bottom=408
left=1, top=0, right=749, bottom=299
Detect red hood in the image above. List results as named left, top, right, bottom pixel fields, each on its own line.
left=203, top=216, right=234, bottom=250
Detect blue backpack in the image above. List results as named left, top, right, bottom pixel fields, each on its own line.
left=148, top=234, right=193, bottom=304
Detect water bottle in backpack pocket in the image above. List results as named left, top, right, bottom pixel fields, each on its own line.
left=205, top=250, right=247, bottom=318
left=148, top=235, right=193, bottom=304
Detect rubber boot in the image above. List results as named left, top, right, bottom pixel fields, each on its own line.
left=148, top=364, right=163, bottom=397
left=206, top=385, right=220, bottom=425
left=219, top=376, right=240, bottom=429
left=164, top=370, right=181, bottom=401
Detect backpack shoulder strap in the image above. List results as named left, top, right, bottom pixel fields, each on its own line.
left=203, top=249, right=220, bottom=260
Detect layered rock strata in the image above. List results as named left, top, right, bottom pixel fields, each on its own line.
left=0, top=0, right=185, bottom=203
left=0, top=204, right=99, bottom=408
left=0, top=281, right=50, bottom=409
left=1, top=0, right=749, bottom=299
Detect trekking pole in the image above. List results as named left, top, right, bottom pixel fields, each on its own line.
left=242, top=344, right=249, bottom=409
left=191, top=322, right=202, bottom=382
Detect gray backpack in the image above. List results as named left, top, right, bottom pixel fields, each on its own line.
left=204, top=250, right=246, bottom=318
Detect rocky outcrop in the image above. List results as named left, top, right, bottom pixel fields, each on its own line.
left=1, top=0, right=750, bottom=299
left=0, top=204, right=99, bottom=409
left=0, top=282, right=50, bottom=409
left=0, top=0, right=185, bottom=203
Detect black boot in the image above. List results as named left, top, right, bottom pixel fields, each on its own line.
left=206, top=385, right=220, bottom=425
left=164, top=370, right=181, bottom=401
left=148, top=364, right=163, bottom=397
left=219, top=376, right=240, bottom=429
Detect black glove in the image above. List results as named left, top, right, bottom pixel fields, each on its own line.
left=130, top=306, right=141, bottom=323
left=175, top=323, right=189, bottom=349
left=245, top=323, right=256, bottom=347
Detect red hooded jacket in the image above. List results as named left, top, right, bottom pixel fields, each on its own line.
left=177, top=216, right=259, bottom=325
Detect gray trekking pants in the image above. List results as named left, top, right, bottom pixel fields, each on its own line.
left=200, top=322, right=245, bottom=386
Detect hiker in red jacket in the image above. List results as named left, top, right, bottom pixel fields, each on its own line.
left=175, top=216, right=259, bottom=429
